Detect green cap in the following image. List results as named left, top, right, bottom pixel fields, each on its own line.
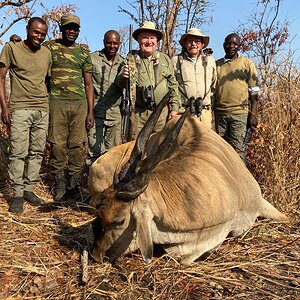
left=60, top=14, right=80, bottom=27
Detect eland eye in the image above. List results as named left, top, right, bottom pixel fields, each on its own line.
left=114, top=220, right=125, bottom=226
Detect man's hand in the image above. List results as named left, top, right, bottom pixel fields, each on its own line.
left=1, top=106, right=12, bottom=127
left=122, top=64, right=130, bottom=79
left=169, top=110, right=179, bottom=120
left=86, top=112, right=94, bottom=130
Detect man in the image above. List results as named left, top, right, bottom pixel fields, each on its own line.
left=9, top=34, right=22, bottom=43
left=172, top=28, right=216, bottom=128
left=0, top=17, right=51, bottom=213
left=215, top=33, right=260, bottom=162
left=44, top=15, right=94, bottom=202
left=116, top=21, right=180, bottom=138
left=87, top=30, right=124, bottom=165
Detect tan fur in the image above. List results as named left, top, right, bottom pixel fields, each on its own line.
left=89, top=116, right=287, bottom=263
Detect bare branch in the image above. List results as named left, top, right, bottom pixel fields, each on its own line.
left=118, top=0, right=211, bottom=54
left=0, top=0, right=32, bottom=9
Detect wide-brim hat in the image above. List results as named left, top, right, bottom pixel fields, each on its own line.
left=179, top=28, right=210, bottom=48
left=60, top=14, right=81, bottom=27
left=132, top=21, right=163, bottom=41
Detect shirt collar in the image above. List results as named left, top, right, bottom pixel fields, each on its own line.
left=224, top=53, right=239, bottom=62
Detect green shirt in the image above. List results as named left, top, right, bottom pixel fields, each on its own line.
left=44, top=39, right=92, bottom=102
left=116, top=50, right=181, bottom=111
left=0, top=41, right=52, bottom=112
left=215, top=56, right=259, bottom=115
left=91, top=50, right=124, bottom=119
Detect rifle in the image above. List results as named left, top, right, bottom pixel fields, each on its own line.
left=242, top=126, right=253, bottom=147
left=121, top=24, right=133, bottom=143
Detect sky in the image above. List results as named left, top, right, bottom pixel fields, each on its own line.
left=1, top=0, right=299, bottom=59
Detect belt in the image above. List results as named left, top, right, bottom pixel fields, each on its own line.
left=135, top=103, right=155, bottom=111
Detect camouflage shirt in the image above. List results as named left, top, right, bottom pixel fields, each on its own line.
left=116, top=50, right=181, bottom=111
left=44, top=39, right=92, bottom=102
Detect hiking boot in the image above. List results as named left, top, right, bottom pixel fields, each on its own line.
left=8, top=197, right=24, bottom=213
left=64, top=174, right=83, bottom=203
left=54, top=172, right=66, bottom=202
left=65, top=186, right=82, bottom=203
left=24, top=191, right=45, bottom=206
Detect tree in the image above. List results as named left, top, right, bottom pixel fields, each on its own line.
left=40, top=3, right=77, bottom=39
left=0, top=0, right=77, bottom=43
left=118, top=0, right=211, bottom=56
left=236, top=0, right=289, bottom=87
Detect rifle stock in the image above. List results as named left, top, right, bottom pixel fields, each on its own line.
left=121, top=24, right=133, bottom=143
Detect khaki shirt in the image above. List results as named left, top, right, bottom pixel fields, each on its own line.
left=91, top=50, right=124, bottom=120
left=215, top=56, right=259, bottom=115
left=172, top=52, right=216, bottom=107
left=0, top=41, right=52, bottom=112
left=116, top=50, right=181, bottom=111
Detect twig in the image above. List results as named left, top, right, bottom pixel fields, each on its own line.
left=81, top=248, right=89, bottom=285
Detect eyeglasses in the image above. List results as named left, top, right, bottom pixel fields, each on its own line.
left=64, top=24, right=80, bottom=32
left=186, top=38, right=203, bottom=45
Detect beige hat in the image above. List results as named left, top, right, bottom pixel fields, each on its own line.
left=179, top=28, right=210, bottom=48
left=132, top=21, right=163, bottom=41
left=60, top=14, right=80, bottom=27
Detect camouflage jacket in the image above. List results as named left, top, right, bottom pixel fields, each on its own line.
left=44, top=39, right=92, bottom=102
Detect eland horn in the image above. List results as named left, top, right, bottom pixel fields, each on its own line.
left=115, top=108, right=189, bottom=201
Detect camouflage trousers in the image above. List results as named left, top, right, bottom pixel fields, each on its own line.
left=48, top=100, right=87, bottom=176
left=9, top=109, right=49, bottom=197
left=133, top=106, right=169, bottom=139
left=214, top=113, right=248, bottom=162
left=87, top=117, right=121, bottom=165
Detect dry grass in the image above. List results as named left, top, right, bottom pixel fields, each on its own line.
left=0, top=81, right=300, bottom=299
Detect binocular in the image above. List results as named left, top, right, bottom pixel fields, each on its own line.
left=187, top=97, right=203, bottom=116
left=141, top=85, right=155, bottom=109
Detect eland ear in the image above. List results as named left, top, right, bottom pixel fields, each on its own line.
left=136, top=217, right=153, bottom=264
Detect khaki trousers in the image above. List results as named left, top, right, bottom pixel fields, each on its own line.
left=133, top=106, right=169, bottom=139
left=48, top=100, right=87, bottom=176
left=9, top=109, right=48, bottom=197
left=87, top=117, right=121, bottom=165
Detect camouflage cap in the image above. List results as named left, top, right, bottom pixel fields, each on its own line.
left=60, top=14, right=80, bottom=27
left=132, top=21, right=162, bottom=41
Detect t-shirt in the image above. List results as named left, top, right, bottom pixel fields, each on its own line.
left=0, top=41, right=52, bottom=112
left=44, top=39, right=92, bottom=102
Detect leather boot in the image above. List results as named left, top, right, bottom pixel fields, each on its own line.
left=54, top=172, right=66, bottom=202
left=24, top=191, right=45, bottom=205
left=9, top=197, right=24, bottom=213
left=65, top=174, right=81, bottom=202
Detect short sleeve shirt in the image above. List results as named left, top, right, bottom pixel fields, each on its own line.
left=44, top=39, right=92, bottom=102
left=0, top=41, right=52, bottom=111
